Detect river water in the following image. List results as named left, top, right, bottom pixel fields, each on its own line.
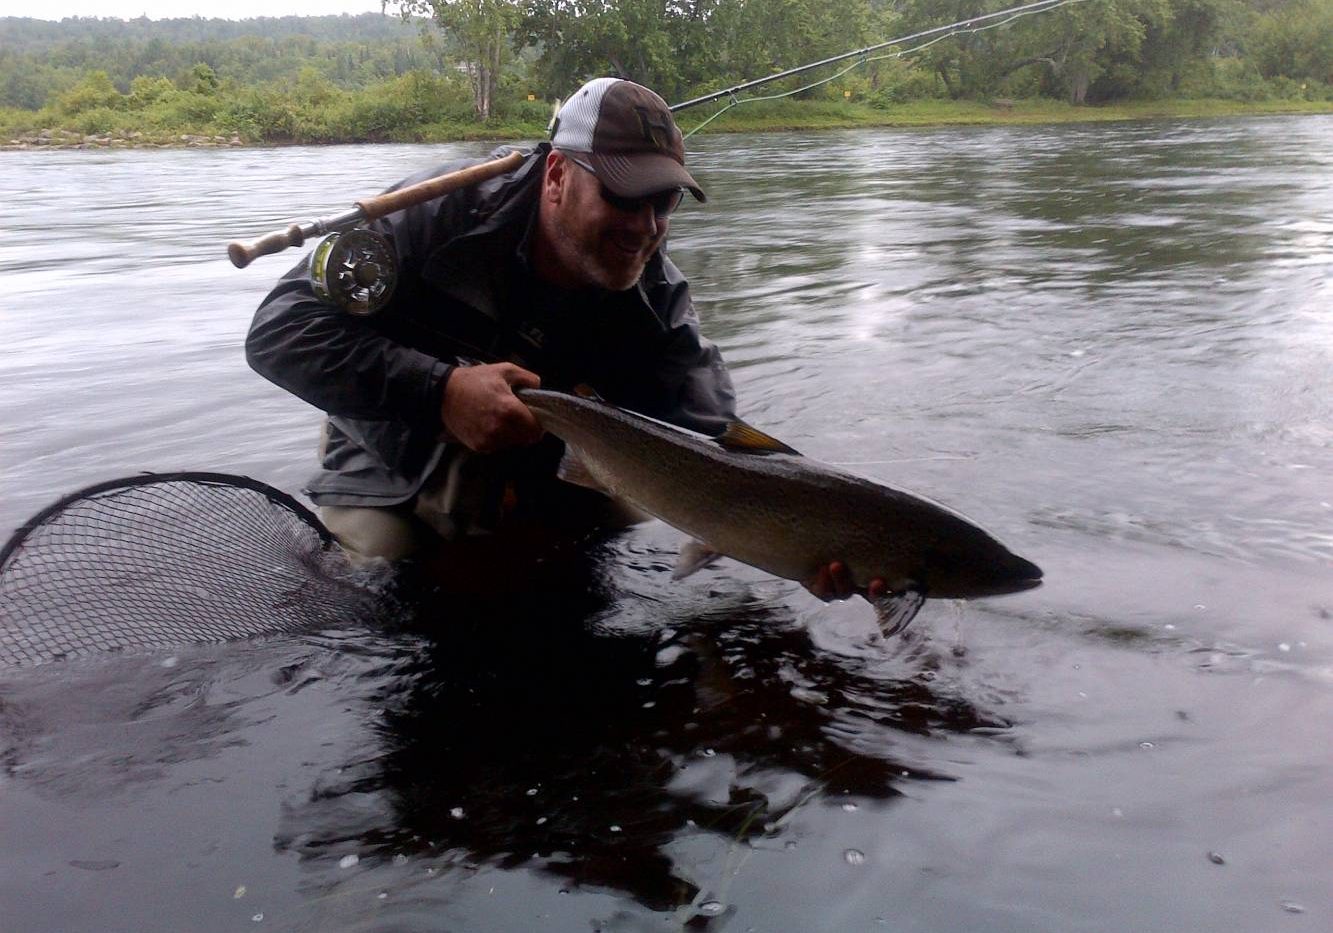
left=1, top=117, right=1330, bottom=931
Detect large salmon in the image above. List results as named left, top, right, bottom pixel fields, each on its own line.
left=519, top=388, right=1042, bottom=633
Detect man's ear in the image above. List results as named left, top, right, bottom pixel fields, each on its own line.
left=543, top=150, right=568, bottom=205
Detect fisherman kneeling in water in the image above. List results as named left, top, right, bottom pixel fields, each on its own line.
left=247, top=77, right=868, bottom=600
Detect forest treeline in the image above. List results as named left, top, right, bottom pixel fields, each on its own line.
left=1, top=0, right=1329, bottom=145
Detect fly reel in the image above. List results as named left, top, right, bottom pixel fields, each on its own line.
left=309, top=228, right=397, bottom=316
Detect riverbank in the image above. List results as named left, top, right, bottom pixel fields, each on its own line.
left=3, top=97, right=1330, bottom=150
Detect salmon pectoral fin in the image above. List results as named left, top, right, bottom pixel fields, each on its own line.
left=715, top=421, right=801, bottom=456
left=873, top=588, right=926, bottom=637
left=555, top=445, right=606, bottom=492
left=672, top=540, right=724, bottom=580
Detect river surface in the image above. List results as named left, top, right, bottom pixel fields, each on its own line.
left=1, top=117, right=1331, bottom=932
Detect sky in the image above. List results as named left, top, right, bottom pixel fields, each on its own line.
left=17, top=1, right=390, bottom=20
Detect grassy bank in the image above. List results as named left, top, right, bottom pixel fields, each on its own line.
left=4, top=96, right=1331, bottom=151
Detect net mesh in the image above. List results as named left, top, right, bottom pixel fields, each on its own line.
left=0, top=473, right=379, bottom=667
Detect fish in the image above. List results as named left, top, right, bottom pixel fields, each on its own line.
left=518, top=388, right=1042, bottom=634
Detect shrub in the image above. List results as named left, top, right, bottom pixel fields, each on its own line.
left=56, top=71, right=123, bottom=115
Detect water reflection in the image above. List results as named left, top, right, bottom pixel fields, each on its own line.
left=274, top=540, right=1004, bottom=913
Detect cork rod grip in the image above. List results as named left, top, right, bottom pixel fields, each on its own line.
left=227, top=224, right=307, bottom=269
left=354, top=150, right=525, bottom=220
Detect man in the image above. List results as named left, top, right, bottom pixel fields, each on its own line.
left=248, top=77, right=870, bottom=599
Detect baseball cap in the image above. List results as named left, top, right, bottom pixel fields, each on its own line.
left=550, top=77, right=705, bottom=203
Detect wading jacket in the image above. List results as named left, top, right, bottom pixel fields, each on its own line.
left=245, top=144, right=736, bottom=509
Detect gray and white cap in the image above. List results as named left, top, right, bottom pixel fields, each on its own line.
left=550, top=77, right=705, bottom=203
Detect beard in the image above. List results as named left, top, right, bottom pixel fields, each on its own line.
left=547, top=188, right=665, bottom=291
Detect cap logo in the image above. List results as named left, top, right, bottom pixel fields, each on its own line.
left=634, top=106, right=673, bottom=151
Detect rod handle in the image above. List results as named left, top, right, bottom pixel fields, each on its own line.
left=228, top=224, right=307, bottom=269
left=354, top=150, right=525, bottom=220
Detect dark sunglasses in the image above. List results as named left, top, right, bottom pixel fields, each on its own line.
left=568, top=155, right=685, bottom=218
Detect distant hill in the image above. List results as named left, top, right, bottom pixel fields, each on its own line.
left=0, top=14, right=449, bottom=108
left=0, top=14, right=424, bottom=48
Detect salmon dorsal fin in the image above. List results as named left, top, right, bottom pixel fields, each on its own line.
left=571, top=383, right=605, bottom=402
left=715, top=421, right=801, bottom=456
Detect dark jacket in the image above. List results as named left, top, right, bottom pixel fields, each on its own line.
left=245, top=143, right=736, bottom=507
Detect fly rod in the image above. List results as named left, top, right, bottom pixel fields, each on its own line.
left=225, top=0, right=1086, bottom=312
left=225, top=149, right=523, bottom=270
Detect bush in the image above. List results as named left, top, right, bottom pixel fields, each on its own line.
left=56, top=71, right=123, bottom=115
left=217, top=88, right=298, bottom=141
left=863, top=60, right=947, bottom=107
left=129, top=75, right=177, bottom=108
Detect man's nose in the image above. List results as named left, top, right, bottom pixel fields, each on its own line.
left=626, top=202, right=659, bottom=237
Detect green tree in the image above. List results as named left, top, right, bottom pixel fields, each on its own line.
left=393, top=0, right=523, bottom=118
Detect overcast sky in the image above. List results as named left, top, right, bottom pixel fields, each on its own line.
left=22, top=1, right=389, bottom=20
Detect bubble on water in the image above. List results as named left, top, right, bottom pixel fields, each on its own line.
left=1139, top=742, right=1155, bottom=750
left=636, top=678, right=652, bottom=686
left=234, top=886, right=246, bottom=899
left=1280, top=902, right=1305, bottom=914
left=1278, top=643, right=1292, bottom=653
left=1194, top=604, right=1206, bottom=611
left=701, top=748, right=716, bottom=757
left=1164, top=624, right=1176, bottom=631
left=1207, top=851, right=1225, bottom=865
left=449, top=807, right=465, bottom=820
left=1077, top=691, right=1089, bottom=699
left=392, top=854, right=408, bottom=866
left=790, top=686, right=828, bottom=705
left=1111, top=808, right=1124, bottom=818
left=642, top=701, right=656, bottom=709
left=251, top=914, right=264, bottom=923
left=609, top=824, right=622, bottom=833
left=426, top=868, right=437, bottom=876
left=698, top=901, right=726, bottom=917
left=656, top=646, right=686, bottom=666
left=844, top=849, right=866, bottom=865
left=338, top=854, right=359, bottom=869
left=763, top=822, right=779, bottom=833
left=842, top=802, right=859, bottom=812
left=377, top=892, right=388, bottom=900
left=536, top=817, right=548, bottom=825
left=784, top=841, right=798, bottom=851
left=526, top=788, right=539, bottom=796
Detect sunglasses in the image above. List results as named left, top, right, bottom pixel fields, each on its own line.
left=568, top=155, right=685, bottom=218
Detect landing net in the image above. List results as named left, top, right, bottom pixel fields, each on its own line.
left=0, top=473, right=377, bottom=667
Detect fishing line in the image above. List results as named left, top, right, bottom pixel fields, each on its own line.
left=677, top=0, right=1099, bottom=139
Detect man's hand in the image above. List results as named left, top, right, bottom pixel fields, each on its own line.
left=806, top=561, right=888, bottom=602
left=441, top=363, right=544, bottom=453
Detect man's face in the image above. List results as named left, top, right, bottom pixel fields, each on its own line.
left=541, top=152, right=670, bottom=292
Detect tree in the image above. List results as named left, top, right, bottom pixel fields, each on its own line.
left=393, top=0, right=523, bottom=119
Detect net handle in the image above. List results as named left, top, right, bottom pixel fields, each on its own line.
left=1, top=472, right=332, bottom=570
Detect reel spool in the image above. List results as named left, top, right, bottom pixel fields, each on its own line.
left=309, top=228, right=398, bottom=316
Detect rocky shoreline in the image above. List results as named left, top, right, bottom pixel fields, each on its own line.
left=3, top=129, right=245, bottom=151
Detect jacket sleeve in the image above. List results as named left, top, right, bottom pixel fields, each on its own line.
left=245, top=255, right=451, bottom=424
left=243, top=170, right=466, bottom=425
